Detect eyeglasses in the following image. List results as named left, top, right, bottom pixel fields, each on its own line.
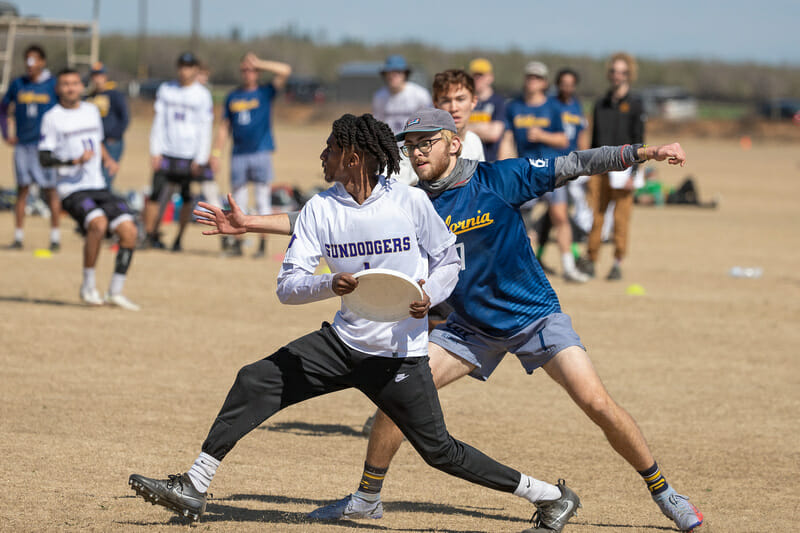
left=401, top=137, right=442, bottom=157
left=609, top=69, right=629, bottom=76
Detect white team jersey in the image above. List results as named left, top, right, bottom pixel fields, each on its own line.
left=372, top=82, right=433, bottom=134
left=38, top=102, right=106, bottom=199
left=149, top=81, right=213, bottom=164
left=279, top=177, right=456, bottom=358
left=460, top=130, right=486, bottom=162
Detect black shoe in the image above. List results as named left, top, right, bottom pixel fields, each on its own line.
left=49, top=241, right=60, bottom=252
left=606, top=265, right=622, bottom=280
left=129, top=473, right=206, bottom=521
left=522, top=479, right=581, bottom=532
left=576, top=256, right=594, bottom=277
left=171, top=239, right=183, bottom=252
left=226, top=240, right=243, bottom=257
left=7, top=240, right=22, bottom=250
left=252, top=239, right=266, bottom=259
left=141, top=234, right=165, bottom=250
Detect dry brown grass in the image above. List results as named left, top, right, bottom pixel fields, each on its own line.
left=1, top=115, right=798, bottom=532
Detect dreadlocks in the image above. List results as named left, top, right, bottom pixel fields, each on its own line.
left=330, top=113, right=401, bottom=177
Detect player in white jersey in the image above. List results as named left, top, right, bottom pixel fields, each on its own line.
left=129, top=114, right=577, bottom=526
left=38, top=69, right=139, bottom=310
left=142, top=52, right=214, bottom=251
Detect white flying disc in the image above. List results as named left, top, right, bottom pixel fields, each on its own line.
left=342, top=268, right=424, bottom=322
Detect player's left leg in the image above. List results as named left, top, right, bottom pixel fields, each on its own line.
left=171, top=180, right=194, bottom=252
left=607, top=188, right=634, bottom=280
left=251, top=151, right=274, bottom=258
left=548, top=190, right=587, bottom=283
left=43, top=186, right=61, bottom=251
left=105, top=215, right=139, bottom=311
left=542, top=345, right=702, bottom=530
left=81, top=213, right=109, bottom=306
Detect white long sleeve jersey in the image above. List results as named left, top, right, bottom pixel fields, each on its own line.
left=277, top=176, right=460, bottom=358
left=149, top=81, right=213, bottom=164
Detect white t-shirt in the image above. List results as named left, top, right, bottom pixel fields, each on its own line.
left=372, top=82, right=433, bottom=134
left=277, top=177, right=458, bottom=358
left=460, top=130, right=486, bottom=162
left=150, top=81, right=213, bottom=164
left=39, top=102, right=106, bottom=199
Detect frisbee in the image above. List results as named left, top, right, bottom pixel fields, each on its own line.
left=342, top=268, right=423, bottom=322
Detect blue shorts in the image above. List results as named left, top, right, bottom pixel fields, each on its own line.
left=15, top=144, right=56, bottom=188
left=430, top=312, right=584, bottom=381
left=231, top=150, right=274, bottom=188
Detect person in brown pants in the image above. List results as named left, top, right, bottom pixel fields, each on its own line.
left=579, top=52, right=645, bottom=280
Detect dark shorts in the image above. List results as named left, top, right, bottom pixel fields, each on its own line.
left=62, top=189, right=133, bottom=232
left=150, top=156, right=214, bottom=202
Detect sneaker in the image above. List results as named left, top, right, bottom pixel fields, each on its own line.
left=7, top=240, right=22, bottom=250
left=522, top=479, right=581, bottom=533
left=105, top=292, right=141, bottom=311
left=606, top=265, right=622, bottom=281
left=226, top=240, right=243, bottom=257
left=563, top=267, right=590, bottom=283
left=171, top=239, right=183, bottom=252
left=80, top=286, right=104, bottom=306
left=252, top=240, right=266, bottom=259
left=307, top=493, right=383, bottom=520
left=653, top=487, right=703, bottom=531
left=129, top=473, right=206, bottom=522
left=49, top=241, right=60, bottom=252
left=139, top=234, right=165, bottom=250
left=576, top=256, right=594, bottom=277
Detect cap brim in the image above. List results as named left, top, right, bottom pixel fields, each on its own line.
left=394, top=127, right=444, bottom=141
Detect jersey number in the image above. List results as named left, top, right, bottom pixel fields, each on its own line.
left=27, top=103, right=38, bottom=118
left=237, top=110, right=251, bottom=125
left=455, top=243, right=466, bottom=271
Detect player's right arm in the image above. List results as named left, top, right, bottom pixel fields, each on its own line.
left=194, top=193, right=292, bottom=235
left=1, top=80, right=18, bottom=144
left=149, top=83, right=167, bottom=170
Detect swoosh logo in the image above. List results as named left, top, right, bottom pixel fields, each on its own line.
left=394, top=373, right=409, bottom=383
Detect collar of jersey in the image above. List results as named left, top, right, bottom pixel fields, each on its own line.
left=331, top=175, right=390, bottom=207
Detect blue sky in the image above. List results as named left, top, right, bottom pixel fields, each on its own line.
left=18, top=0, right=800, bottom=66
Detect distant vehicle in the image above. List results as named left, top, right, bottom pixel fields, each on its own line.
left=284, top=76, right=326, bottom=104
left=759, top=98, right=800, bottom=122
left=640, top=86, right=698, bottom=121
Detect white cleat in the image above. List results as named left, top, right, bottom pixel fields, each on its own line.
left=105, top=292, right=141, bottom=311
left=80, top=286, right=104, bottom=306
left=563, top=267, right=590, bottom=283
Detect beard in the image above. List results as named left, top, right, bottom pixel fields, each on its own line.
left=414, top=153, right=451, bottom=183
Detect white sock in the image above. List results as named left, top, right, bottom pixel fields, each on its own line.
left=108, top=273, right=126, bottom=296
left=514, top=473, right=561, bottom=503
left=82, top=268, right=96, bottom=290
left=232, top=185, right=249, bottom=213
left=14, top=228, right=23, bottom=242
left=353, top=490, right=380, bottom=502
left=50, top=228, right=60, bottom=243
left=254, top=183, right=272, bottom=215
left=187, top=452, right=220, bottom=493
left=562, top=252, right=577, bottom=272
left=201, top=181, right=220, bottom=207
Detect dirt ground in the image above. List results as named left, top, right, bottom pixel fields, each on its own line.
left=0, top=115, right=798, bottom=533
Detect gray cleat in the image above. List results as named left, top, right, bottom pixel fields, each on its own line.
left=522, top=479, right=581, bottom=532
left=307, top=493, right=383, bottom=520
left=128, top=473, right=206, bottom=522
left=653, top=487, right=703, bottom=531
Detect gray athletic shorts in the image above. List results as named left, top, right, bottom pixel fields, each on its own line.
left=231, top=150, right=274, bottom=188
left=14, top=144, right=56, bottom=188
left=430, top=311, right=584, bottom=381
left=542, top=186, right=568, bottom=205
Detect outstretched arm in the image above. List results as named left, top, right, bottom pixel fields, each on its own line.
left=193, top=193, right=293, bottom=235
left=553, top=142, right=686, bottom=187
left=243, top=52, right=292, bottom=91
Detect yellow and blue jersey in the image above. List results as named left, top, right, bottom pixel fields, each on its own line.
left=558, top=97, right=587, bottom=153
left=430, top=158, right=562, bottom=336
left=505, top=96, right=564, bottom=159
left=1, top=75, right=57, bottom=145
left=224, top=83, right=276, bottom=155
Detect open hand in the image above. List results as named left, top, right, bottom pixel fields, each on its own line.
left=649, top=143, right=687, bottom=167
left=193, top=192, right=248, bottom=235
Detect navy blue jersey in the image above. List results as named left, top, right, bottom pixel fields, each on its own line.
left=224, top=84, right=276, bottom=154
left=469, top=92, right=506, bottom=162
left=505, top=96, right=564, bottom=160
left=430, top=158, right=562, bottom=336
left=558, top=97, right=587, bottom=153
left=1, top=74, right=57, bottom=145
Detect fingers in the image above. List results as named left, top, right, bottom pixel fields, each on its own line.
left=201, top=229, right=221, bottom=236
left=227, top=192, right=241, bottom=211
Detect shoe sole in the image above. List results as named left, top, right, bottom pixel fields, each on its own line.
left=128, top=476, right=202, bottom=522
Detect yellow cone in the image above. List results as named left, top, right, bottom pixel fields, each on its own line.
left=625, top=283, right=646, bottom=296
left=33, top=248, right=52, bottom=259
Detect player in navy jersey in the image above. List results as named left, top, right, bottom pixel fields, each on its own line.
left=210, top=52, right=291, bottom=258
left=466, top=58, right=505, bottom=162
left=240, top=109, right=698, bottom=531
left=1, top=44, right=60, bottom=250
left=505, top=61, right=587, bottom=282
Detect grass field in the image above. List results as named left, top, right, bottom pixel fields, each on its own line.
left=1, top=115, right=798, bottom=532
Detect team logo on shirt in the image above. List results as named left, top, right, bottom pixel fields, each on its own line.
left=324, top=237, right=411, bottom=259
left=229, top=98, right=260, bottom=113
left=513, top=116, right=550, bottom=128
left=444, top=210, right=494, bottom=235
left=18, top=91, right=51, bottom=104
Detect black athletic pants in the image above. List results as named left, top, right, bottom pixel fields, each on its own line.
left=201, top=322, right=522, bottom=493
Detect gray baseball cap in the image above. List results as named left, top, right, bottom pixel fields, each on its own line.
left=524, top=61, right=549, bottom=78
left=395, top=108, right=457, bottom=141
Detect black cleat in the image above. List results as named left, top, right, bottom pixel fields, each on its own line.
left=606, top=265, right=622, bottom=281
left=522, top=479, right=581, bottom=532
left=171, top=239, right=183, bottom=252
left=576, top=256, right=594, bottom=278
left=49, top=241, right=60, bottom=252
left=7, top=240, right=23, bottom=250
left=128, top=473, right=206, bottom=522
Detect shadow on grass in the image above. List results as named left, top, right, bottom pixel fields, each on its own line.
left=0, top=295, right=86, bottom=308
left=260, top=420, right=364, bottom=438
